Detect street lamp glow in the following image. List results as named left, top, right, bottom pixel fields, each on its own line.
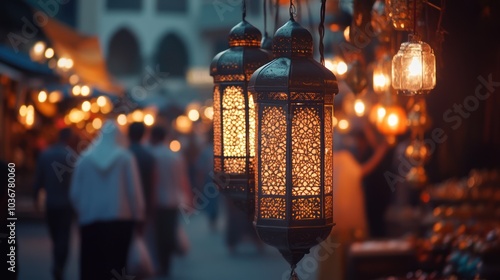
left=338, top=119, right=349, bottom=130
left=187, top=109, right=200, bottom=122
left=44, top=48, right=54, bottom=59
left=92, top=118, right=103, bottom=130
left=117, top=114, right=127, bottom=126
left=96, top=96, right=107, bottom=107
left=169, top=140, right=181, bottom=152
left=81, top=85, right=91, bottom=97
left=38, top=91, right=47, bottom=103
left=144, top=114, right=155, bottom=126
left=81, top=101, right=91, bottom=112
left=354, top=99, right=366, bottom=117
left=72, top=85, right=81, bottom=96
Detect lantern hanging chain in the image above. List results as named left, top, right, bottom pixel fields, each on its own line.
left=263, top=0, right=268, bottom=37
left=319, top=0, right=327, bottom=65
left=243, top=0, right=247, bottom=21
left=412, top=0, right=417, bottom=36
left=274, top=0, right=280, bottom=33
left=289, top=0, right=297, bottom=20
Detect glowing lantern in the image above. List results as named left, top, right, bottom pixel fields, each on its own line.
left=373, top=55, right=392, bottom=94
left=392, top=34, right=436, bottom=95
left=30, top=41, right=46, bottom=62
left=210, top=17, right=271, bottom=217
left=376, top=104, right=408, bottom=143
left=249, top=19, right=337, bottom=276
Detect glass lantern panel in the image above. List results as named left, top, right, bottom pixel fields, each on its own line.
left=324, top=106, right=333, bottom=194
left=222, top=86, right=246, bottom=158
left=422, top=52, right=436, bottom=90
left=292, top=197, right=321, bottom=220
left=259, top=197, right=286, bottom=219
left=392, top=52, right=402, bottom=89
left=260, top=106, right=287, bottom=196
left=291, top=107, right=321, bottom=196
left=213, top=86, right=222, bottom=156
left=401, top=51, right=423, bottom=91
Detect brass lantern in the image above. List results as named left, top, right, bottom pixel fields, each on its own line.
left=210, top=20, right=271, bottom=217
left=249, top=19, right=337, bottom=276
left=392, top=34, right=436, bottom=95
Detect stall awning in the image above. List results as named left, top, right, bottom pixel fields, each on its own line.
left=41, top=17, right=124, bottom=95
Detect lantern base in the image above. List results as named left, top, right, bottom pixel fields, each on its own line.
left=397, top=89, right=431, bottom=95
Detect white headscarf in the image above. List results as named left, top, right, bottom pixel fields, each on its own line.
left=84, top=120, right=127, bottom=172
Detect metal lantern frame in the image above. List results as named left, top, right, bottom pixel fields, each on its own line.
left=210, top=20, right=271, bottom=217
left=392, top=34, right=436, bottom=95
left=249, top=18, right=338, bottom=271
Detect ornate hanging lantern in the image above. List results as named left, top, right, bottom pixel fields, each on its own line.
left=210, top=6, right=272, bottom=217
left=392, top=34, right=436, bottom=95
left=249, top=17, right=338, bottom=278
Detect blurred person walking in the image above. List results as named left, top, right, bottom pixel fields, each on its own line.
left=33, top=128, right=74, bottom=280
left=147, top=125, right=192, bottom=277
left=70, top=121, right=144, bottom=280
left=128, top=122, right=156, bottom=217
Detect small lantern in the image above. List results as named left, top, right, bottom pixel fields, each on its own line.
left=249, top=19, right=337, bottom=277
left=392, top=34, right=436, bottom=95
left=386, top=0, right=422, bottom=31
left=373, top=55, right=392, bottom=94
left=376, top=104, right=408, bottom=144
left=210, top=20, right=272, bottom=217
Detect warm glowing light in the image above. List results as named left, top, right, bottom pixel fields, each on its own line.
left=169, top=140, right=181, bottom=152
left=85, top=123, right=95, bottom=134
left=325, top=57, right=347, bottom=77
left=100, top=102, right=113, bottom=114
left=337, top=61, right=348, bottom=75
left=68, top=109, right=84, bottom=123
left=338, top=119, right=349, bottom=130
left=408, top=57, right=422, bottom=76
left=38, top=91, right=47, bottom=103
left=144, top=114, right=155, bottom=126
left=33, top=41, right=45, bottom=54
left=19, top=105, right=27, bottom=117
left=377, top=107, right=386, bottom=120
left=48, top=91, right=62, bottom=103
left=187, top=109, right=200, bottom=122
left=96, top=96, right=107, bottom=107
left=175, top=115, right=192, bottom=134
left=25, top=105, right=35, bottom=126
left=204, top=106, right=214, bottom=120
left=354, top=99, right=366, bottom=117
left=117, top=114, right=127, bottom=126
left=81, top=101, right=91, bottom=112
left=72, top=85, right=81, bottom=96
left=44, top=48, right=54, bottom=59
left=343, top=26, right=350, bottom=42
left=81, top=85, right=91, bottom=96
left=131, top=110, right=144, bottom=122
left=373, top=73, right=390, bottom=92
left=92, top=118, right=103, bottom=130
left=90, top=102, right=99, bottom=113
left=57, top=57, right=67, bottom=68
left=332, top=116, right=338, bottom=127
left=387, top=113, right=399, bottom=127
left=69, top=74, right=79, bottom=85
left=66, top=58, right=74, bottom=69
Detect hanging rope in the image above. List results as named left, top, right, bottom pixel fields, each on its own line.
left=243, top=0, right=247, bottom=21
left=319, top=0, right=327, bottom=65
left=263, top=0, right=268, bottom=37
left=413, top=0, right=417, bottom=35
left=289, top=0, right=297, bottom=20
left=274, top=0, right=280, bottom=32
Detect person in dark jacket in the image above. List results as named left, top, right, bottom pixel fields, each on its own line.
left=33, top=128, right=75, bottom=280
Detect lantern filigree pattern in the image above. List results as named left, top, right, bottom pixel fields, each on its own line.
left=260, top=106, right=287, bottom=197
left=392, top=34, right=436, bottom=95
left=249, top=19, right=338, bottom=269
left=210, top=20, right=272, bottom=217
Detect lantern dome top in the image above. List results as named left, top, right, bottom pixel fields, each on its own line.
left=273, top=19, right=313, bottom=58
left=228, top=20, right=262, bottom=48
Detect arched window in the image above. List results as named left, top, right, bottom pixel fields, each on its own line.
left=156, top=33, right=189, bottom=78
left=107, top=28, right=141, bottom=76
